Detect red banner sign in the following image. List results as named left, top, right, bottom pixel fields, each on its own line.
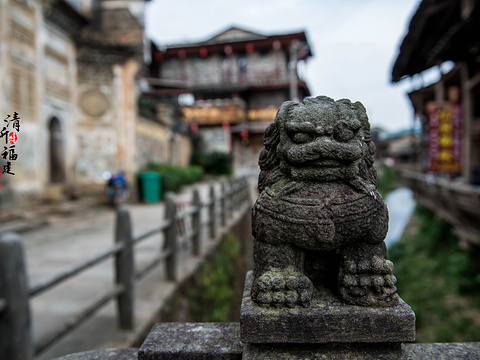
left=427, top=103, right=462, bottom=172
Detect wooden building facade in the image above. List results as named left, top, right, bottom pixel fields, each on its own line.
left=141, top=26, right=312, bottom=174
left=391, top=0, right=480, bottom=249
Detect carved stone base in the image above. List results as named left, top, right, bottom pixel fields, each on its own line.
left=240, top=271, right=415, bottom=344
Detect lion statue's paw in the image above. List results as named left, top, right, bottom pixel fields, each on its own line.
left=338, top=256, right=399, bottom=307
left=251, top=268, right=313, bottom=308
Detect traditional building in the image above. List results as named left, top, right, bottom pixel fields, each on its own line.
left=142, top=26, right=312, bottom=174
left=0, top=0, right=190, bottom=208
left=391, top=0, right=480, bottom=249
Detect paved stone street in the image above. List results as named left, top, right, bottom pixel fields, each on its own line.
left=13, top=182, right=228, bottom=360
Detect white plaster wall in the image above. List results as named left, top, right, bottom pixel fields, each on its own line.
left=75, top=59, right=140, bottom=185
left=42, top=22, right=79, bottom=185
left=1, top=0, right=144, bottom=203
left=0, top=0, right=7, bottom=125
left=0, top=0, right=79, bottom=201
left=0, top=0, right=42, bottom=200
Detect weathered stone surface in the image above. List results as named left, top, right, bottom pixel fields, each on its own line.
left=252, top=97, right=397, bottom=308
left=241, top=271, right=415, bottom=343
left=251, top=96, right=398, bottom=308
left=53, top=348, right=138, bottom=360
left=138, top=323, right=242, bottom=360
left=402, top=342, right=480, bottom=359
left=243, top=343, right=480, bottom=359
left=243, top=343, right=404, bottom=360
left=53, top=342, right=480, bottom=360
left=51, top=329, right=480, bottom=360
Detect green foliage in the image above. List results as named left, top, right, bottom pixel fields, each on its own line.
left=143, top=162, right=204, bottom=195
left=376, top=165, right=400, bottom=197
left=191, top=151, right=233, bottom=176
left=185, top=233, right=241, bottom=322
left=388, top=206, right=480, bottom=342
left=137, top=97, right=158, bottom=118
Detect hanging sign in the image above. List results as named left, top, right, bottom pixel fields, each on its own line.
left=427, top=103, right=462, bottom=172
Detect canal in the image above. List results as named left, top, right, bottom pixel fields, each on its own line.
left=384, top=187, right=416, bottom=247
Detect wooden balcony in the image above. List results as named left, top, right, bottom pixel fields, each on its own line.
left=182, top=102, right=247, bottom=125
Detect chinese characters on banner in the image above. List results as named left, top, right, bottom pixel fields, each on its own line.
left=0, top=112, right=20, bottom=186
left=427, top=104, right=462, bottom=172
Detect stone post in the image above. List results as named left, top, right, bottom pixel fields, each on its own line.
left=229, top=180, right=235, bottom=221
left=0, top=232, right=33, bottom=360
left=165, top=193, right=178, bottom=281
left=192, top=187, right=202, bottom=256
left=221, top=181, right=227, bottom=227
left=208, top=183, right=216, bottom=240
left=115, top=204, right=135, bottom=330
left=241, top=96, right=416, bottom=359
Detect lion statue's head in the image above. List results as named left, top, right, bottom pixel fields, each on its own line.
left=258, top=96, right=377, bottom=194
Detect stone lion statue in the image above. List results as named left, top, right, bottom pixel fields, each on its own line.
left=251, top=96, right=398, bottom=308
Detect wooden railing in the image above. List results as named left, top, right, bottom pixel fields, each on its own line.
left=401, top=169, right=480, bottom=249
left=0, top=178, right=251, bottom=360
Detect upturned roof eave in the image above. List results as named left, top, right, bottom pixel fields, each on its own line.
left=391, top=0, right=462, bottom=83
left=157, top=27, right=312, bottom=60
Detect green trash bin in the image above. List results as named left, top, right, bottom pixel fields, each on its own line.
left=139, top=172, right=161, bottom=202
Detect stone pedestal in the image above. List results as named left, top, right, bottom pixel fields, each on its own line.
left=240, top=271, right=416, bottom=359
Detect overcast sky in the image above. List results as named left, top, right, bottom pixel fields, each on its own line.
left=145, top=0, right=422, bottom=132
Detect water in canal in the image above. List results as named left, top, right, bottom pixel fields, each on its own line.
left=384, top=187, right=416, bottom=247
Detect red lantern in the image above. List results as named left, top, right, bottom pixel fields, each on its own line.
left=178, top=49, right=186, bottom=59
left=222, top=123, right=230, bottom=131
left=199, top=47, right=208, bottom=58
left=241, top=130, right=249, bottom=146
left=190, top=123, right=199, bottom=133
left=240, top=129, right=249, bottom=139
left=246, top=43, right=254, bottom=53
left=224, top=45, right=233, bottom=55
left=154, top=52, right=163, bottom=61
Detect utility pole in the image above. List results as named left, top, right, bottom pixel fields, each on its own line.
left=289, top=40, right=299, bottom=102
